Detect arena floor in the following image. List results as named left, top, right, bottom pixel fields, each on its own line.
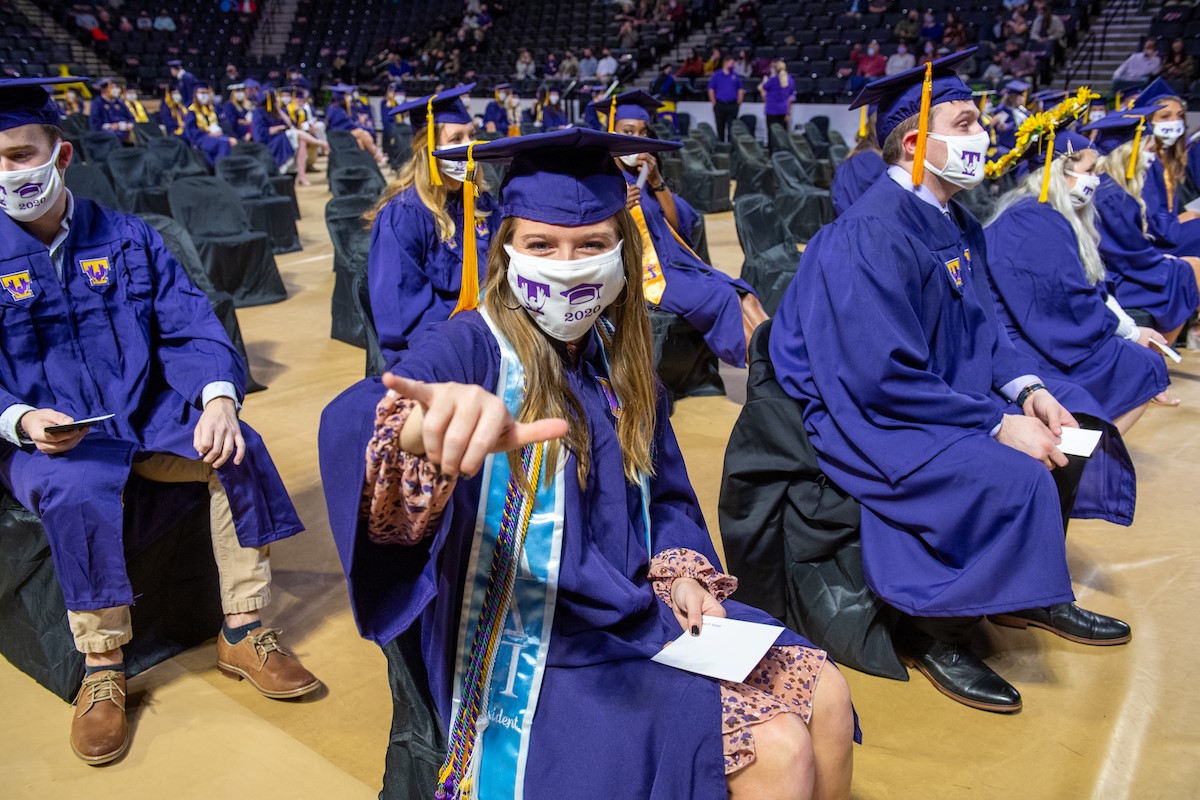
left=3, top=165, right=1199, bottom=799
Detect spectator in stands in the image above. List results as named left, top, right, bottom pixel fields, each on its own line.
left=759, top=59, right=794, bottom=141
left=651, top=64, right=678, bottom=98
left=383, top=52, right=413, bottom=81
left=220, top=64, right=242, bottom=97
left=153, top=8, right=176, bottom=32
left=895, top=9, right=920, bottom=45
left=1112, top=39, right=1161, bottom=95
left=868, top=0, right=892, bottom=11
left=364, top=86, right=498, bottom=364
left=1029, top=1, right=1065, bottom=54
left=618, top=21, right=640, bottom=50
left=579, top=47, right=599, bottom=80
left=135, top=9, right=152, bottom=30
left=1002, top=6, right=1030, bottom=44
left=1000, top=40, right=1037, bottom=82
left=849, top=40, right=887, bottom=92
left=920, top=11, right=944, bottom=44
left=514, top=49, right=537, bottom=93
left=1, top=77, right=321, bottom=768
left=677, top=47, right=705, bottom=88
left=942, top=12, right=969, bottom=51
left=887, top=42, right=915, bottom=75
left=596, top=48, right=619, bottom=82
left=918, top=40, right=937, bottom=68
left=703, top=46, right=722, bottom=76
left=707, top=54, right=743, bottom=143
left=1161, top=38, right=1195, bottom=94
left=560, top=49, right=580, bottom=79
left=168, top=60, right=198, bottom=106
left=985, top=130, right=1172, bottom=427
left=544, top=52, right=560, bottom=78
left=90, top=78, right=134, bottom=144
left=326, top=84, right=387, bottom=167
left=117, top=15, right=132, bottom=32
left=733, top=50, right=754, bottom=80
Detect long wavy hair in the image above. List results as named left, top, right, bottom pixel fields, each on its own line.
left=364, top=123, right=491, bottom=238
left=1149, top=95, right=1189, bottom=213
left=1098, top=138, right=1150, bottom=235
left=986, top=149, right=1106, bottom=285
left=481, top=210, right=656, bottom=490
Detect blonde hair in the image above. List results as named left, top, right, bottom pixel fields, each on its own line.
left=774, top=60, right=790, bottom=88
left=987, top=150, right=1106, bottom=285
left=364, top=123, right=491, bottom=239
left=481, top=211, right=657, bottom=489
left=1097, top=138, right=1149, bottom=236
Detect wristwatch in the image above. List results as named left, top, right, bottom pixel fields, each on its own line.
left=650, top=182, right=668, bottom=193
left=1016, top=382, right=1046, bottom=409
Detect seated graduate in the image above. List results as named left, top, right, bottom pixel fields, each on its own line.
left=159, top=84, right=187, bottom=137
left=325, top=83, right=388, bottom=166
left=318, top=128, right=856, bottom=800
left=1189, top=130, right=1200, bottom=197
left=121, top=84, right=150, bottom=127
left=380, top=81, right=405, bottom=142
left=1082, top=107, right=1200, bottom=344
left=599, top=90, right=768, bottom=367
left=524, top=87, right=569, bottom=131
left=991, top=80, right=1030, bottom=150
left=255, top=88, right=328, bottom=186
left=89, top=77, right=135, bottom=143
left=768, top=52, right=1134, bottom=716
left=1132, top=78, right=1200, bottom=257
left=365, top=86, right=498, bottom=364
left=284, top=86, right=328, bottom=173
left=219, top=82, right=254, bottom=141
left=831, top=107, right=886, bottom=217
left=582, top=85, right=607, bottom=130
left=183, top=81, right=237, bottom=166
left=58, top=85, right=86, bottom=117
left=984, top=120, right=1173, bottom=432
left=1027, top=88, right=1068, bottom=114
left=0, top=78, right=319, bottom=766
left=351, top=86, right=379, bottom=138
left=481, top=83, right=513, bottom=135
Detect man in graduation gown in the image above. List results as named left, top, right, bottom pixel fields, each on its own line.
left=184, top=81, right=237, bottom=167
left=0, top=78, right=319, bottom=765
left=768, top=52, right=1132, bottom=714
left=88, top=77, right=135, bottom=144
left=168, top=59, right=198, bottom=106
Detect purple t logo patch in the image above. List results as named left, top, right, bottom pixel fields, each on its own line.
left=515, top=274, right=550, bottom=314
left=961, top=150, right=981, bottom=176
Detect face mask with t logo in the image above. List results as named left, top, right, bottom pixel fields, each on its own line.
left=923, top=131, right=990, bottom=189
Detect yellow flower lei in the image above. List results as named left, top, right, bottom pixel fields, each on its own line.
left=984, top=86, right=1100, bottom=179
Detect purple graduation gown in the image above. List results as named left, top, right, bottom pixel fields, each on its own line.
left=220, top=100, right=252, bottom=139
left=983, top=198, right=1169, bottom=419
left=184, top=108, right=233, bottom=166
left=769, top=175, right=1079, bottom=618
left=624, top=169, right=756, bottom=367
left=89, top=96, right=134, bottom=142
left=251, top=106, right=295, bottom=167
left=318, top=311, right=840, bottom=799
left=1094, top=174, right=1199, bottom=332
left=831, top=150, right=886, bottom=217
left=0, top=199, right=302, bottom=611
left=366, top=185, right=497, bottom=365
left=1142, top=159, right=1200, bottom=257
left=325, top=101, right=358, bottom=132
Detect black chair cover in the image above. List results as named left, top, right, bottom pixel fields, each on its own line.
left=64, top=162, right=122, bottom=210
left=771, top=151, right=834, bottom=243
left=379, top=623, right=445, bottom=800
left=733, top=193, right=801, bottom=315
left=330, top=166, right=387, bottom=200
left=139, top=213, right=266, bottom=393
left=804, top=119, right=832, bottom=158
left=216, top=155, right=302, bottom=254
left=133, top=121, right=164, bottom=144
left=731, top=134, right=777, bottom=199
left=719, top=321, right=906, bottom=680
left=385, top=122, right=414, bottom=171
left=788, top=132, right=834, bottom=189
left=326, top=194, right=377, bottom=347
left=326, top=128, right=360, bottom=154
left=678, top=139, right=733, bottom=213
left=353, top=264, right=387, bottom=377
left=689, top=129, right=730, bottom=170
left=80, top=130, right=123, bottom=164
left=167, top=177, right=287, bottom=307
left=0, top=479, right=223, bottom=702
left=105, top=148, right=172, bottom=216
left=146, top=136, right=210, bottom=181
left=330, top=146, right=386, bottom=177
left=649, top=308, right=724, bottom=403
left=237, top=141, right=300, bottom=219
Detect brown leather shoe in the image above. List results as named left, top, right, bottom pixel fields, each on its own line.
left=216, top=627, right=321, bottom=699
left=70, top=670, right=129, bottom=765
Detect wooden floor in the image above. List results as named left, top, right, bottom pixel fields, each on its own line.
left=3, top=165, right=1200, bottom=799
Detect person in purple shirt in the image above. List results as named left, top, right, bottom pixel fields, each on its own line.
left=759, top=59, right=795, bottom=137
left=706, top=54, right=744, bottom=142
left=319, top=129, right=858, bottom=800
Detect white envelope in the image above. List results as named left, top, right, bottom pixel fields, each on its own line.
left=1057, top=426, right=1102, bottom=458
left=652, top=616, right=783, bottom=683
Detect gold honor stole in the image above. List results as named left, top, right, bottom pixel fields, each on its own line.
left=191, top=104, right=219, bottom=130
left=125, top=100, right=149, bottom=123
left=628, top=202, right=667, bottom=305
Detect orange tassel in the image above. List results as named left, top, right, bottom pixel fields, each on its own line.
left=1038, top=130, right=1055, bottom=203
left=858, top=106, right=867, bottom=139
left=427, top=95, right=442, bottom=187
left=910, top=62, right=933, bottom=187
left=451, top=142, right=481, bottom=316
left=607, top=96, right=617, bottom=133
left=1127, top=116, right=1143, bottom=181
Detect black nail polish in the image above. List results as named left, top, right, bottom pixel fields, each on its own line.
left=690, top=625, right=699, bottom=637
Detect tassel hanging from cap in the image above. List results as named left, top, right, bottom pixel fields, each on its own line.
left=858, top=106, right=868, bottom=140
left=607, top=96, right=617, bottom=133
left=451, top=142, right=481, bottom=317
left=977, top=93, right=987, bottom=116
left=1114, top=91, right=1122, bottom=111
left=428, top=95, right=443, bottom=187
left=910, top=61, right=934, bottom=187
left=1038, top=129, right=1056, bottom=203
left=1127, top=115, right=1144, bottom=181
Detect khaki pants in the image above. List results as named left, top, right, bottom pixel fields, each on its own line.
left=66, top=453, right=271, bottom=653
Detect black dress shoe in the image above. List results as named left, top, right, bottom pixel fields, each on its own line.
left=900, top=639, right=1022, bottom=713
left=989, top=603, right=1132, bottom=646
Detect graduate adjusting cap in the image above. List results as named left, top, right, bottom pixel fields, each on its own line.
left=433, top=128, right=683, bottom=314
left=849, top=47, right=977, bottom=185
left=0, top=76, right=90, bottom=131
left=1132, top=77, right=1184, bottom=108
left=586, top=89, right=661, bottom=129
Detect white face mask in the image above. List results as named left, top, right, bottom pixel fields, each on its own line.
left=1089, top=108, right=1106, bottom=121
left=125, top=93, right=137, bottom=103
left=1142, top=148, right=1157, bottom=169
left=1152, top=120, right=1185, bottom=148
left=439, top=158, right=468, bottom=181
left=619, top=153, right=641, bottom=168
left=924, top=131, right=990, bottom=189
left=504, top=242, right=627, bottom=341
left=548, top=93, right=560, bottom=105
left=0, top=143, right=64, bottom=223
left=234, top=91, right=246, bottom=102
left=195, top=92, right=211, bottom=105
left=497, top=91, right=508, bottom=102
left=171, top=92, right=183, bottom=103
left=1065, top=170, right=1100, bottom=208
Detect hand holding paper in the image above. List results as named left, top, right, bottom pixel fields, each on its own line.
left=652, top=616, right=784, bottom=682
left=1056, top=426, right=1102, bottom=458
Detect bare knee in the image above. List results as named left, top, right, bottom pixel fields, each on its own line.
left=736, top=713, right=815, bottom=800
left=811, top=664, right=855, bottom=742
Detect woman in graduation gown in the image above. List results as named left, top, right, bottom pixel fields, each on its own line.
left=601, top=90, right=768, bottom=368
left=831, top=110, right=886, bottom=217
left=983, top=130, right=1171, bottom=432
left=220, top=83, right=253, bottom=141
left=319, top=129, right=856, bottom=800
left=1132, top=79, right=1200, bottom=257
left=1084, top=107, right=1200, bottom=343
left=325, top=83, right=387, bottom=166
left=254, top=89, right=329, bottom=186
left=364, top=86, right=499, bottom=366
left=159, top=87, right=187, bottom=137
left=183, top=81, right=236, bottom=166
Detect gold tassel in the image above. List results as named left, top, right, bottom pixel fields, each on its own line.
left=977, top=93, right=987, bottom=116
left=607, top=96, right=616, bottom=133
left=427, top=95, right=442, bottom=187
left=1038, top=130, right=1055, bottom=203
left=1114, top=91, right=1121, bottom=111
left=910, top=62, right=933, bottom=187
left=858, top=106, right=867, bottom=139
left=451, top=141, right=480, bottom=317
left=1127, top=116, right=1143, bottom=181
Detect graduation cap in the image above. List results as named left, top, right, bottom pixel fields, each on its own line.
left=94, top=77, right=125, bottom=89
left=326, top=82, right=356, bottom=95
left=1133, top=77, right=1183, bottom=109
left=167, top=59, right=184, bottom=68
left=0, top=76, right=89, bottom=131
left=226, top=82, right=245, bottom=92
left=492, top=82, right=512, bottom=94
left=849, top=47, right=976, bottom=186
left=586, top=89, right=660, bottom=131
left=391, top=84, right=476, bottom=187
left=432, top=128, right=683, bottom=315
left=1079, top=104, right=1162, bottom=179
left=1002, top=79, right=1032, bottom=97
left=1030, top=88, right=1067, bottom=108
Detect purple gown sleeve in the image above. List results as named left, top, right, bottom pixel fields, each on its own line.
left=368, top=200, right=441, bottom=359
